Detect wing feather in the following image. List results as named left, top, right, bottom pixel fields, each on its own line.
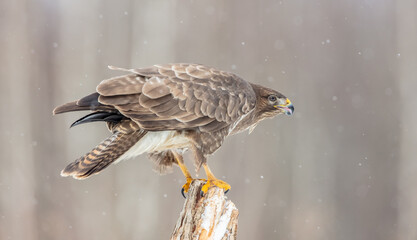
left=156, top=105, right=188, bottom=118
left=96, top=63, right=256, bottom=132
left=138, top=94, right=172, bottom=108
left=115, top=103, right=149, bottom=112
left=97, top=74, right=145, bottom=96
left=141, top=76, right=171, bottom=99
left=150, top=98, right=179, bottom=113
left=98, top=94, right=140, bottom=106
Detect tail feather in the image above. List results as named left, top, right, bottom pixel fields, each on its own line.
left=61, top=130, right=146, bottom=179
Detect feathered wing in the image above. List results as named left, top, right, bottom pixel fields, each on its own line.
left=97, top=64, right=257, bottom=133
left=61, top=122, right=146, bottom=179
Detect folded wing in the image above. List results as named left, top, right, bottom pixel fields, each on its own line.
left=97, top=64, right=257, bottom=132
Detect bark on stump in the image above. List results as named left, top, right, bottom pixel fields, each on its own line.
left=171, top=180, right=239, bottom=240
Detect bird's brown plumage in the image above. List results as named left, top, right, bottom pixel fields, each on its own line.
left=54, top=63, right=293, bottom=180
left=95, top=64, right=257, bottom=132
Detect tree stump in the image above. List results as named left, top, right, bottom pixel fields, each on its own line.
left=170, top=180, right=239, bottom=240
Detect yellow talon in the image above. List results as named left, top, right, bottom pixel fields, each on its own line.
left=201, top=179, right=231, bottom=195
left=174, top=151, right=231, bottom=198
left=181, top=178, right=207, bottom=198
left=182, top=177, right=194, bottom=195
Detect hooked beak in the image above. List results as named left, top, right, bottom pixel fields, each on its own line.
left=275, top=98, right=294, bottom=116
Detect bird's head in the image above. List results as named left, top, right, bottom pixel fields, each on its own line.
left=254, top=85, right=294, bottom=118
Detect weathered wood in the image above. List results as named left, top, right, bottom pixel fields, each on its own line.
left=171, top=180, right=239, bottom=240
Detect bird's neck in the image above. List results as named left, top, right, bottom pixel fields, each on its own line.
left=229, top=107, right=260, bottom=135
left=228, top=84, right=262, bottom=135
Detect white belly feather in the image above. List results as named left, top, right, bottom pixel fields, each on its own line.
left=114, top=131, right=190, bottom=164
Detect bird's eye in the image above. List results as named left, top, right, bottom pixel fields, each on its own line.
left=268, top=95, right=277, bottom=102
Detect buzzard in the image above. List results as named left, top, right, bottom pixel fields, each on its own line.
left=53, top=63, right=294, bottom=196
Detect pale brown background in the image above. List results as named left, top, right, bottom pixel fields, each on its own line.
left=1, top=0, right=416, bottom=239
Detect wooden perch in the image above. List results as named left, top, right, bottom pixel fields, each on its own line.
left=171, top=180, right=239, bottom=240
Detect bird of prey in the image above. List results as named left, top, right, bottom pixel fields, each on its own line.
left=53, top=63, right=294, bottom=196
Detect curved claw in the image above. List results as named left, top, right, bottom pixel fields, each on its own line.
left=181, top=178, right=195, bottom=198
left=224, top=189, right=230, bottom=194
left=181, top=188, right=186, bottom=198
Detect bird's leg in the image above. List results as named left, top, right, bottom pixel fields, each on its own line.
left=172, top=151, right=195, bottom=197
left=201, top=162, right=231, bottom=195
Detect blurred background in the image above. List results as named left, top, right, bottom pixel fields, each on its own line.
left=0, top=0, right=416, bottom=239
